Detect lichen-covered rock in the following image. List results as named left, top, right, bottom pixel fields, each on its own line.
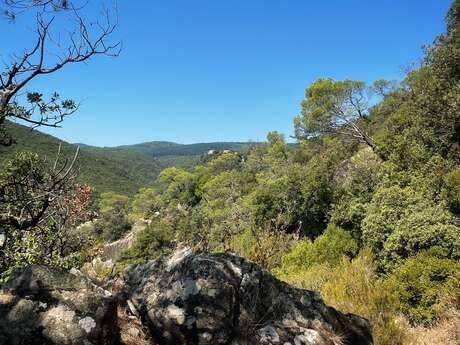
left=123, top=248, right=373, bottom=345
left=0, top=265, right=120, bottom=345
left=0, top=249, right=374, bottom=345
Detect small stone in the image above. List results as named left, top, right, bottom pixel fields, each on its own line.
left=165, top=305, right=185, bottom=325
left=227, top=261, right=242, bottom=277
left=184, top=316, right=197, bottom=329
left=300, top=295, right=311, bottom=306
left=304, top=329, right=320, bottom=343
left=79, top=316, right=96, bottom=334
left=127, top=327, right=140, bottom=337
left=294, top=330, right=320, bottom=345
left=294, top=335, right=307, bottom=345
left=166, top=247, right=192, bottom=271
left=0, top=233, right=6, bottom=248
left=200, top=332, right=213, bottom=341
left=69, top=268, right=83, bottom=277
left=38, top=301, right=48, bottom=310
left=312, top=292, right=322, bottom=302
left=127, top=299, right=138, bottom=317
left=259, top=325, right=280, bottom=343
left=206, top=288, right=217, bottom=297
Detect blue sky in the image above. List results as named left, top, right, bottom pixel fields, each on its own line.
left=1, top=0, right=453, bottom=146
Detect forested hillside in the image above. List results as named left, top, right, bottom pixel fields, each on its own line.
left=1, top=1, right=460, bottom=345
left=0, top=122, right=255, bottom=194
left=118, top=141, right=255, bottom=156
left=0, top=122, right=164, bottom=195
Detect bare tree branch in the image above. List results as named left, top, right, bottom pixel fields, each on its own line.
left=0, top=0, right=120, bottom=142
left=0, top=145, right=80, bottom=231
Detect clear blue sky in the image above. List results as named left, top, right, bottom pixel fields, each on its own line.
left=1, top=0, right=453, bottom=146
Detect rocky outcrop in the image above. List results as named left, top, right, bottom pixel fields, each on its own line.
left=123, top=248, right=373, bottom=345
left=0, top=266, right=119, bottom=345
left=0, top=249, right=374, bottom=345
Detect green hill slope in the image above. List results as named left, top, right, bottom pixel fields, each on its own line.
left=0, top=123, right=258, bottom=194
left=117, top=141, right=255, bottom=156
left=118, top=141, right=256, bottom=169
left=0, top=122, right=163, bottom=195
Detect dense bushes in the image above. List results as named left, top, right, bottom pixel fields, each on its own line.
left=321, top=250, right=407, bottom=345
left=388, top=248, right=460, bottom=324
left=443, top=166, right=460, bottom=212
left=2, top=2, right=460, bottom=345
left=93, top=192, right=132, bottom=242
left=274, top=225, right=357, bottom=280
left=0, top=152, right=94, bottom=282
left=119, top=220, right=175, bottom=265
left=362, top=186, right=460, bottom=270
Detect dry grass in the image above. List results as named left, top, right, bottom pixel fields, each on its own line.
left=0, top=293, right=15, bottom=305
left=117, top=306, right=153, bottom=345
left=398, top=308, right=460, bottom=345
left=318, top=326, right=345, bottom=345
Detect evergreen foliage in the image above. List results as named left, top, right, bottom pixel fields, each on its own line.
left=2, top=2, right=460, bottom=344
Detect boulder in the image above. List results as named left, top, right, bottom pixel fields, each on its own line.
left=0, top=265, right=120, bottom=345
left=123, top=248, right=373, bottom=345
left=0, top=249, right=374, bottom=345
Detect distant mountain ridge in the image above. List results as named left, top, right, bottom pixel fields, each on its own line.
left=0, top=122, right=256, bottom=195
left=0, top=122, right=165, bottom=195
left=117, top=141, right=255, bottom=157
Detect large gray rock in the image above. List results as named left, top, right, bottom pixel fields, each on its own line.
left=0, top=249, right=374, bottom=345
left=123, top=248, right=373, bottom=345
left=0, top=266, right=120, bottom=345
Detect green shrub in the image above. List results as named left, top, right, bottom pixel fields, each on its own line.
left=362, top=185, right=460, bottom=270
left=0, top=222, right=84, bottom=284
left=129, top=187, right=157, bottom=221
left=94, top=192, right=132, bottom=242
left=119, top=221, right=175, bottom=265
left=331, top=148, right=382, bottom=241
left=227, top=228, right=292, bottom=270
left=388, top=247, right=460, bottom=324
left=443, top=166, right=460, bottom=212
left=274, top=225, right=358, bottom=278
left=275, top=262, right=333, bottom=291
left=227, top=228, right=257, bottom=259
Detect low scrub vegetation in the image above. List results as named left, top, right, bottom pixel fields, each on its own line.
left=1, top=1, right=460, bottom=344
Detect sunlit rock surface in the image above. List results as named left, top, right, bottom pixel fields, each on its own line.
left=123, top=248, right=373, bottom=345
left=0, top=248, right=373, bottom=345
left=0, top=266, right=119, bottom=345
